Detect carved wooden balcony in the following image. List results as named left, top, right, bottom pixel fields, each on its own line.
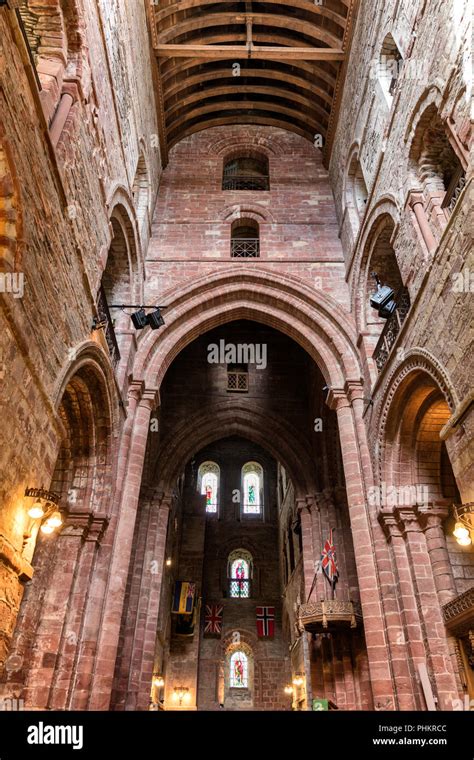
left=297, top=599, right=363, bottom=633
left=442, top=587, right=474, bottom=636
left=373, top=287, right=411, bottom=373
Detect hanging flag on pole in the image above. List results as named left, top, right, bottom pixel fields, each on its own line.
left=320, top=529, right=338, bottom=588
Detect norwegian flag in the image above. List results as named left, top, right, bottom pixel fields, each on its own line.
left=256, top=606, right=275, bottom=638
left=203, top=604, right=223, bottom=636
left=320, top=529, right=339, bottom=587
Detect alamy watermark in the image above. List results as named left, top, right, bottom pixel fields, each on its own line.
left=368, top=483, right=430, bottom=508
left=207, top=340, right=267, bottom=370
left=0, top=272, right=24, bottom=299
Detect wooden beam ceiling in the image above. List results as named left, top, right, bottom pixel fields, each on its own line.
left=149, top=0, right=359, bottom=160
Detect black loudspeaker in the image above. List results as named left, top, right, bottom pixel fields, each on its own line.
left=131, top=308, right=148, bottom=329
left=147, top=309, right=165, bottom=330
left=379, top=299, right=397, bottom=319
left=370, top=284, right=395, bottom=311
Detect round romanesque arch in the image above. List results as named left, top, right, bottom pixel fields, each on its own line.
left=151, top=400, right=317, bottom=498
left=371, top=349, right=459, bottom=487
left=133, top=267, right=362, bottom=394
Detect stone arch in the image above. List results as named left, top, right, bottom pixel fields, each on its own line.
left=375, top=354, right=473, bottom=605
left=344, top=145, right=368, bottom=235
left=377, top=32, right=403, bottom=105
left=150, top=401, right=319, bottom=499
left=353, top=211, right=405, bottom=337
left=0, top=136, right=23, bottom=271
left=207, top=131, right=286, bottom=158
left=132, top=150, right=151, bottom=241
left=133, top=268, right=362, bottom=393
left=5, top=354, right=115, bottom=708
left=408, top=104, right=464, bottom=196
left=219, top=203, right=276, bottom=223
left=373, top=349, right=459, bottom=486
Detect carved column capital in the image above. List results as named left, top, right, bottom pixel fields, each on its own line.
left=325, top=387, right=350, bottom=411
left=417, top=505, right=450, bottom=531
left=378, top=509, right=403, bottom=540
left=408, top=190, right=425, bottom=209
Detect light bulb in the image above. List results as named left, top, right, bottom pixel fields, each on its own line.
left=41, top=522, right=54, bottom=534
left=47, top=511, right=62, bottom=528
left=457, top=534, right=472, bottom=547
left=453, top=522, right=469, bottom=540
left=28, top=500, right=45, bottom=519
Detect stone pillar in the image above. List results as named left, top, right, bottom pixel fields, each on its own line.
left=125, top=493, right=171, bottom=711
left=378, top=510, right=425, bottom=710
left=419, top=507, right=457, bottom=605
left=49, top=514, right=108, bottom=710
left=397, top=507, right=460, bottom=709
left=327, top=386, right=397, bottom=709
left=88, top=384, right=157, bottom=710
left=408, top=191, right=437, bottom=254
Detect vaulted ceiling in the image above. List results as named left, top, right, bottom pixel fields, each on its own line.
left=147, top=0, right=359, bottom=162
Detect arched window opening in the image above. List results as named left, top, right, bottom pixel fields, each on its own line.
left=228, top=549, right=253, bottom=598
left=378, top=34, right=403, bottom=105
left=223, top=154, right=269, bottom=191
left=97, top=211, right=137, bottom=368
left=231, top=218, right=260, bottom=258
left=197, top=461, right=220, bottom=513
left=366, top=220, right=411, bottom=373
left=410, top=106, right=466, bottom=218
left=242, top=462, right=263, bottom=514
left=230, top=651, right=248, bottom=688
left=345, top=152, right=368, bottom=235
left=132, top=153, right=150, bottom=240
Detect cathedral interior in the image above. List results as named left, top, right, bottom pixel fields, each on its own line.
left=0, top=0, right=473, bottom=714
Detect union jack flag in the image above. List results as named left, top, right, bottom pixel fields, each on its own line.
left=320, top=529, right=338, bottom=586
left=204, top=604, right=223, bottom=636
left=256, top=606, right=275, bottom=638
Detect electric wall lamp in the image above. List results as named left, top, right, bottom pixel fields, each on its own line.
left=453, top=502, right=474, bottom=546
left=173, top=685, right=189, bottom=706
left=23, top=487, right=62, bottom=546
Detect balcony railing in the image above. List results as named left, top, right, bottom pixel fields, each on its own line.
left=97, top=286, right=121, bottom=368
left=373, top=287, right=411, bottom=372
left=442, top=168, right=467, bottom=215
left=231, top=238, right=260, bottom=258
left=223, top=175, right=269, bottom=191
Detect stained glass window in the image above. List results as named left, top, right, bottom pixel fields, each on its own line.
left=230, top=651, right=248, bottom=688
left=229, top=558, right=250, bottom=598
left=242, top=462, right=263, bottom=514
left=197, top=462, right=219, bottom=513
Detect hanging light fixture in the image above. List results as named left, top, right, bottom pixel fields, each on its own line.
left=173, top=685, right=189, bottom=705
left=453, top=503, right=474, bottom=546
left=24, top=488, right=62, bottom=545
left=292, top=674, right=304, bottom=687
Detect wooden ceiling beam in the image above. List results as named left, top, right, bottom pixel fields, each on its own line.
left=156, top=44, right=345, bottom=61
